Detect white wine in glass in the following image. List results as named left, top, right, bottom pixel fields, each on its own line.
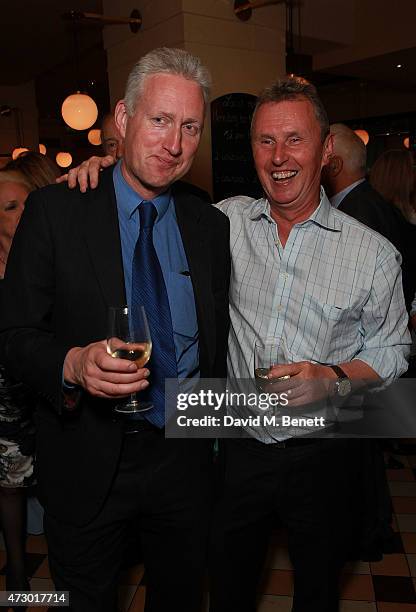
left=107, top=305, right=152, bottom=414
left=254, top=338, right=290, bottom=392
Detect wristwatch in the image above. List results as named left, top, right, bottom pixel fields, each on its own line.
left=329, top=365, right=351, bottom=397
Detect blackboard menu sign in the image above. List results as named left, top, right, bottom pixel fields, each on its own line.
left=211, top=93, right=261, bottom=202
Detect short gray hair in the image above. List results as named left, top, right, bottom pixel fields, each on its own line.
left=124, top=47, right=212, bottom=115
left=252, top=75, right=329, bottom=142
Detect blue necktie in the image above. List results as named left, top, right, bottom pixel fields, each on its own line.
left=131, top=201, right=178, bottom=427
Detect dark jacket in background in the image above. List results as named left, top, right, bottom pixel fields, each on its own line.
left=339, top=180, right=416, bottom=312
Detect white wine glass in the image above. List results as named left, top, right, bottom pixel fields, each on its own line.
left=254, top=337, right=290, bottom=391
left=107, top=305, right=152, bottom=414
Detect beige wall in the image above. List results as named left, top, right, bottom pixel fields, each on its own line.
left=0, top=81, right=38, bottom=158
left=103, top=0, right=286, bottom=194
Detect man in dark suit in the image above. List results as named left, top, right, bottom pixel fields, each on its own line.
left=0, top=47, right=230, bottom=612
left=322, top=123, right=402, bottom=251
left=323, top=122, right=405, bottom=549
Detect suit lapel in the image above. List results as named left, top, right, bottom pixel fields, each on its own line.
left=83, top=168, right=126, bottom=308
left=173, top=189, right=215, bottom=372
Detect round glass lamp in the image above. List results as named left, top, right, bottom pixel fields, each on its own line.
left=403, top=137, right=410, bottom=149
left=88, top=129, right=102, bottom=146
left=56, top=152, right=73, bottom=168
left=354, top=129, right=369, bottom=145
left=12, top=147, right=29, bottom=160
left=61, top=92, right=98, bottom=131
left=39, top=144, right=47, bottom=155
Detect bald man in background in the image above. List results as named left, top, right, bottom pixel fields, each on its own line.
left=101, top=113, right=125, bottom=159
left=322, top=123, right=402, bottom=250
left=323, top=122, right=408, bottom=533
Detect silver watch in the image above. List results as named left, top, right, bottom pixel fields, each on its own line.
left=329, top=365, right=351, bottom=397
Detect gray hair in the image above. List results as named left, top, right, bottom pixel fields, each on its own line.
left=252, top=75, right=329, bottom=142
left=124, top=47, right=212, bottom=115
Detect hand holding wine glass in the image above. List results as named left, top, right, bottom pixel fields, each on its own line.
left=254, top=337, right=291, bottom=392
left=107, top=305, right=153, bottom=413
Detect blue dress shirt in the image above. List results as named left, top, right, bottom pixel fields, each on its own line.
left=113, top=161, right=199, bottom=380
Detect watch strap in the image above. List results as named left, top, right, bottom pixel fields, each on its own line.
left=329, top=364, right=349, bottom=380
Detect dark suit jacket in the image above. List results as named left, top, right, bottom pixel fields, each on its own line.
left=338, top=180, right=402, bottom=253
left=338, top=180, right=416, bottom=311
left=0, top=167, right=230, bottom=525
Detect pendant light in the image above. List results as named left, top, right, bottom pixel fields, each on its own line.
left=56, top=152, right=73, bottom=168
left=88, top=128, right=102, bottom=146
left=61, top=12, right=98, bottom=131
left=354, top=129, right=369, bottom=146
left=62, top=93, right=98, bottom=131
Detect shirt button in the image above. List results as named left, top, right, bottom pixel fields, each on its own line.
left=277, top=304, right=282, bottom=312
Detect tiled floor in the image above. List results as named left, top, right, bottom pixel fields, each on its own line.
left=2, top=448, right=416, bottom=611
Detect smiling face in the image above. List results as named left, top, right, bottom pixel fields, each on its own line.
left=115, top=73, right=205, bottom=198
left=251, top=98, right=332, bottom=221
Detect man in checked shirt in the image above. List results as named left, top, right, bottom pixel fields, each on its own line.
left=209, top=76, right=410, bottom=612
left=64, top=75, right=410, bottom=612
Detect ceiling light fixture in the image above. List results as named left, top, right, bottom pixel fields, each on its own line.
left=1, top=105, right=29, bottom=158
left=88, top=129, right=102, bottom=146
left=234, top=0, right=287, bottom=21
left=354, top=129, right=369, bottom=146
left=12, top=147, right=29, bottom=160
left=62, top=9, right=142, bottom=33
left=56, top=152, right=73, bottom=168
left=61, top=12, right=98, bottom=130
left=62, top=93, right=98, bottom=131
left=61, top=9, right=142, bottom=131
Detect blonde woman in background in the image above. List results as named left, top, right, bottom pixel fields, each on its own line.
left=0, top=154, right=59, bottom=604
left=369, top=149, right=416, bottom=315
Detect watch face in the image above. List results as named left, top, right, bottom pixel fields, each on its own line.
left=337, top=378, right=351, bottom=397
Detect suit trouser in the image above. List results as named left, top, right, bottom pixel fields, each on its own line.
left=45, top=427, right=213, bottom=612
left=210, top=437, right=358, bottom=612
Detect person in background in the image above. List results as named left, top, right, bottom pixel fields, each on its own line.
left=100, top=112, right=125, bottom=160
left=0, top=169, right=32, bottom=602
left=322, top=124, right=405, bottom=546
left=369, top=149, right=416, bottom=314
left=0, top=152, right=60, bottom=601
left=6, top=151, right=61, bottom=191
left=411, top=292, right=416, bottom=332
left=322, top=123, right=403, bottom=252
left=0, top=171, right=29, bottom=277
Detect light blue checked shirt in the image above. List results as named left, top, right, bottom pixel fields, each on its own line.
left=216, top=188, right=410, bottom=385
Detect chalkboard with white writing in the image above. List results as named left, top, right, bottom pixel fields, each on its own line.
left=211, top=93, right=261, bottom=202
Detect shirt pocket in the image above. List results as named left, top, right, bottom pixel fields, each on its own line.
left=167, top=271, right=198, bottom=338
left=290, top=292, right=361, bottom=364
